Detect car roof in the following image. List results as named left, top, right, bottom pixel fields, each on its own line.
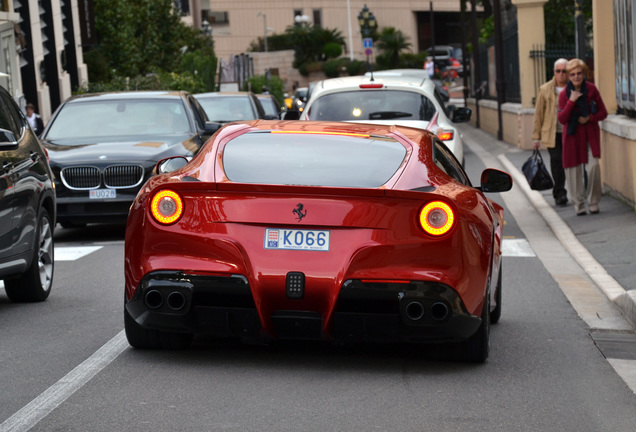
left=364, top=69, right=430, bottom=80
left=308, top=74, right=436, bottom=100
left=64, top=90, right=189, bottom=103
left=195, top=91, right=255, bottom=98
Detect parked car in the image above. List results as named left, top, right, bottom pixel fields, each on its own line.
left=0, top=85, right=56, bottom=302
left=426, top=45, right=464, bottom=79
left=123, top=120, right=512, bottom=362
left=194, top=91, right=274, bottom=123
left=39, top=91, right=219, bottom=228
left=298, top=70, right=471, bottom=165
left=256, top=93, right=285, bottom=119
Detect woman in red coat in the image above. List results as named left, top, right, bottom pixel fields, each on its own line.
left=557, top=58, right=608, bottom=216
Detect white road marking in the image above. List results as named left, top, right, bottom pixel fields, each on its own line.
left=55, top=246, right=103, bottom=261
left=502, top=238, right=535, bottom=257
left=0, top=331, right=128, bottom=432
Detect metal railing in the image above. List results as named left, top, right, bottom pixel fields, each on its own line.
left=529, top=44, right=575, bottom=105
left=476, top=21, right=521, bottom=103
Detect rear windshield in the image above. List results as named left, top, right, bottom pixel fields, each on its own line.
left=306, top=90, right=436, bottom=122
left=45, top=99, right=191, bottom=139
left=198, top=96, right=258, bottom=122
left=223, top=131, right=407, bottom=188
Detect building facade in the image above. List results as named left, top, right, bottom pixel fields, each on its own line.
left=0, top=0, right=88, bottom=121
left=184, top=0, right=465, bottom=61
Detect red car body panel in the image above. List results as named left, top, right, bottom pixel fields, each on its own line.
left=124, top=120, right=507, bottom=347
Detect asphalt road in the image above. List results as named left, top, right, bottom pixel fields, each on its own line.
left=1, top=136, right=636, bottom=431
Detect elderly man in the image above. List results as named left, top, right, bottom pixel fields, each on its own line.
left=531, top=58, right=569, bottom=206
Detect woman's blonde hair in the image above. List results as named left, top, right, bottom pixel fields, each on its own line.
left=566, top=58, right=587, bottom=76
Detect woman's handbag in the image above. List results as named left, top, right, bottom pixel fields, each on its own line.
left=522, top=150, right=554, bottom=191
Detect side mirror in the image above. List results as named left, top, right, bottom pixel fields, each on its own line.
left=480, top=168, right=512, bottom=193
left=156, top=156, right=189, bottom=174
left=451, top=107, right=472, bottom=123
left=204, top=121, right=222, bottom=134
left=0, top=128, right=18, bottom=146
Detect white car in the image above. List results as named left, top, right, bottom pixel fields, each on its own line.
left=298, top=69, right=470, bottom=165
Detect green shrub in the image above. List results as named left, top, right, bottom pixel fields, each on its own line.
left=322, top=60, right=341, bottom=78
left=346, top=60, right=365, bottom=76
left=243, top=75, right=285, bottom=104
left=323, top=42, right=343, bottom=59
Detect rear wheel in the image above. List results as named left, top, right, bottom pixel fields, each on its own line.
left=463, top=294, right=490, bottom=363
left=5, top=209, right=54, bottom=302
left=124, top=307, right=193, bottom=350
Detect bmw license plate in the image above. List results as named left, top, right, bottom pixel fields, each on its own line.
left=89, top=189, right=116, bottom=199
left=264, top=228, right=330, bottom=251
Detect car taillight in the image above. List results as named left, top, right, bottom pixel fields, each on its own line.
left=419, top=201, right=455, bottom=236
left=359, top=83, right=384, bottom=89
left=150, top=190, right=183, bottom=224
left=437, top=129, right=454, bottom=141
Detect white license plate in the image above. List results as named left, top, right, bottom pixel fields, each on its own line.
left=89, top=189, right=116, bottom=199
left=264, top=228, right=330, bottom=251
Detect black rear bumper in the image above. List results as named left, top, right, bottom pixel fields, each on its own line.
left=125, top=272, right=482, bottom=343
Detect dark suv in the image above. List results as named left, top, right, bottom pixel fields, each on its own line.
left=0, top=86, right=56, bottom=302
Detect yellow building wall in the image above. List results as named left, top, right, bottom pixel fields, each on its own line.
left=601, top=126, right=636, bottom=205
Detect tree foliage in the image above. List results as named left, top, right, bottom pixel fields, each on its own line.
left=83, top=0, right=216, bottom=93
left=285, top=24, right=346, bottom=69
left=544, top=0, right=593, bottom=47
left=243, top=75, right=285, bottom=104
left=247, top=24, right=345, bottom=75
left=376, top=27, right=412, bottom=68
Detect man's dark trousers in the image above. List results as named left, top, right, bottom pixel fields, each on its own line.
left=550, top=132, right=567, bottom=204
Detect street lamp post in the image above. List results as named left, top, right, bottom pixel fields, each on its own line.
left=357, top=4, right=377, bottom=73
left=201, top=19, right=211, bottom=37
left=574, top=0, right=586, bottom=60
left=257, top=11, right=268, bottom=52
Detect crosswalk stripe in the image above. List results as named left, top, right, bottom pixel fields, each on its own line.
left=55, top=246, right=103, bottom=261
left=502, top=238, right=535, bottom=257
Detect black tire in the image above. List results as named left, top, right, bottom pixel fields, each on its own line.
left=490, top=262, right=502, bottom=324
left=463, top=294, right=490, bottom=363
left=4, top=209, right=54, bottom=302
left=124, top=307, right=193, bottom=350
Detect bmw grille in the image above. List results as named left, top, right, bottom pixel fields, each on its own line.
left=61, top=165, right=145, bottom=190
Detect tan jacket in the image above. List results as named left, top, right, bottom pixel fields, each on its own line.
left=531, top=77, right=560, bottom=148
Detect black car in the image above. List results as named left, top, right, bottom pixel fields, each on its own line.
left=0, top=86, right=56, bottom=302
left=194, top=91, right=275, bottom=123
left=39, top=91, right=219, bottom=227
left=256, top=93, right=285, bottom=118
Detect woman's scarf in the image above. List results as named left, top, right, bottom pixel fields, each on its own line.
left=565, top=79, right=588, bottom=136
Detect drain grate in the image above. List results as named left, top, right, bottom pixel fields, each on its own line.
left=591, top=331, right=636, bottom=360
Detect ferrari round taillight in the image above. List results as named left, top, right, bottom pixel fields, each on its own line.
left=150, top=190, right=183, bottom=224
left=419, top=201, right=455, bottom=236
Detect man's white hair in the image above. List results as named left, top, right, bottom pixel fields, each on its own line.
left=554, top=58, right=568, bottom=69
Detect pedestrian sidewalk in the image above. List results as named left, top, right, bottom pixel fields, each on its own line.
left=457, top=123, right=636, bottom=329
